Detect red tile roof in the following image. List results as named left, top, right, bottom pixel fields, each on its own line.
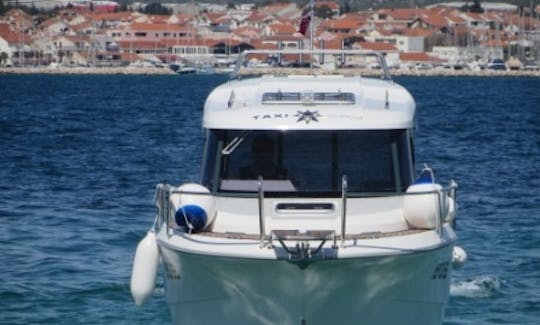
left=399, top=52, right=438, bottom=62
left=378, top=8, right=421, bottom=21
left=418, top=13, right=448, bottom=28
left=0, top=22, right=30, bottom=44
left=245, top=11, right=274, bottom=23
left=203, top=12, right=229, bottom=23
left=268, top=22, right=297, bottom=35
left=316, top=37, right=345, bottom=50
left=128, top=23, right=187, bottom=32
left=342, top=12, right=373, bottom=21
left=401, top=28, right=436, bottom=37
left=320, top=18, right=362, bottom=30
left=355, top=41, right=398, bottom=52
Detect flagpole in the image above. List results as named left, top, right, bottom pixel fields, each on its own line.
left=309, top=0, right=314, bottom=74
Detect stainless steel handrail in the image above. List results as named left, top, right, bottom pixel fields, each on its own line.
left=232, top=49, right=392, bottom=80
left=257, top=176, right=266, bottom=246
left=162, top=182, right=458, bottom=198
left=154, top=181, right=458, bottom=234
left=436, top=188, right=443, bottom=236
left=154, top=183, right=172, bottom=234
left=341, top=175, right=348, bottom=247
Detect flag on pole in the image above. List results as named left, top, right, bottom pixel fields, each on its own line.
left=298, top=14, right=311, bottom=35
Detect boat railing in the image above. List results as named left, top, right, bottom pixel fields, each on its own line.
left=231, top=49, right=392, bottom=80
left=154, top=181, right=458, bottom=240
left=341, top=175, right=347, bottom=247
left=257, top=176, right=266, bottom=246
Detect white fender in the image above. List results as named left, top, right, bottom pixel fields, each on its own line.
left=172, top=183, right=216, bottom=232
left=452, top=246, right=467, bottom=269
left=130, top=231, right=159, bottom=306
left=445, top=196, right=456, bottom=225
left=403, top=182, right=442, bottom=229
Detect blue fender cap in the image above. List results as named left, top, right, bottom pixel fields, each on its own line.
left=175, top=204, right=208, bottom=232
left=415, top=169, right=434, bottom=184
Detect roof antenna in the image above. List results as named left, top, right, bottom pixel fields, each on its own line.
left=227, top=90, right=235, bottom=109
left=384, top=89, right=389, bottom=109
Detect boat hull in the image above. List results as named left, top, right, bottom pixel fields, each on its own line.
left=159, top=243, right=453, bottom=325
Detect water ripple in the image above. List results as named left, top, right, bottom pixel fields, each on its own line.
left=1, top=75, right=538, bottom=324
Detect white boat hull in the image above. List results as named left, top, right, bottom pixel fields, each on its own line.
left=159, top=242, right=453, bottom=325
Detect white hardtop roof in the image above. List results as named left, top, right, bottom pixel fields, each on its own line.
left=203, top=74, right=416, bottom=130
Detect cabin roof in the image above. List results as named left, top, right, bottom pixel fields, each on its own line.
left=202, top=75, right=415, bottom=130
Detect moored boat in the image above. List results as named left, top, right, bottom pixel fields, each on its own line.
left=131, top=49, right=466, bottom=325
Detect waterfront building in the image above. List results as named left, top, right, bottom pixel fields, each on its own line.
left=1, top=1, right=539, bottom=69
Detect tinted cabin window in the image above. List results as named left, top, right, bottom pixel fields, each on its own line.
left=201, top=130, right=413, bottom=195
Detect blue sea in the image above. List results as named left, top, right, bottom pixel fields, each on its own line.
left=1, top=74, right=539, bottom=324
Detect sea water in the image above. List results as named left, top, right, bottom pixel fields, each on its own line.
left=0, top=74, right=539, bottom=324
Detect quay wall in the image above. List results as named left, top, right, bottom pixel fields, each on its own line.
left=236, top=67, right=540, bottom=78
left=1, top=66, right=539, bottom=77
left=0, top=66, right=175, bottom=75
left=383, top=69, right=540, bottom=78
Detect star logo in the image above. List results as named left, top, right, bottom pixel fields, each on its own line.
left=294, top=110, right=321, bottom=124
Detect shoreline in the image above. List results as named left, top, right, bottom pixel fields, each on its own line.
left=1, top=66, right=539, bottom=77
left=0, top=66, right=176, bottom=75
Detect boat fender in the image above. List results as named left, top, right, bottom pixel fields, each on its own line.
left=452, top=246, right=467, bottom=269
left=174, top=183, right=215, bottom=233
left=403, top=168, right=443, bottom=229
left=445, top=196, right=456, bottom=225
left=130, top=230, right=159, bottom=306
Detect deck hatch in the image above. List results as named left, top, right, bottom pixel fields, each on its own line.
left=262, top=91, right=355, bottom=105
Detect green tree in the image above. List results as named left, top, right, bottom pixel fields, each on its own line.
left=461, top=0, right=484, bottom=13
left=340, top=0, right=351, bottom=15
left=29, top=3, right=39, bottom=15
left=314, top=5, right=334, bottom=19
left=142, top=3, right=172, bottom=15
left=0, top=52, right=8, bottom=67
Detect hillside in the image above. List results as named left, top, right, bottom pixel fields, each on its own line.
left=159, top=0, right=537, bottom=11
left=349, top=0, right=536, bottom=10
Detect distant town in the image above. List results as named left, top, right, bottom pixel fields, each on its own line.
left=1, top=0, right=539, bottom=74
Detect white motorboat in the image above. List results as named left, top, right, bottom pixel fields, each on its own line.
left=131, top=49, right=466, bottom=325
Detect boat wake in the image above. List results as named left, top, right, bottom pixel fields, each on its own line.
left=450, top=275, right=501, bottom=298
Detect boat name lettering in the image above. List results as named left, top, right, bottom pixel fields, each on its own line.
left=431, top=261, right=449, bottom=280
left=252, top=113, right=291, bottom=120
left=251, top=111, right=322, bottom=124
left=326, top=113, right=364, bottom=121
left=164, top=261, right=181, bottom=280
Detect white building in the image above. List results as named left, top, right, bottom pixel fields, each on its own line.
left=0, top=36, right=13, bottom=66
left=367, top=31, right=425, bottom=53
left=395, top=35, right=424, bottom=53
left=431, top=46, right=465, bottom=64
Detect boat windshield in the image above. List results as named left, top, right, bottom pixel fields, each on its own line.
left=202, top=129, right=413, bottom=196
